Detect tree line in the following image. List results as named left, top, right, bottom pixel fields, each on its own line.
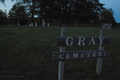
left=0, top=0, right=118, bottom=26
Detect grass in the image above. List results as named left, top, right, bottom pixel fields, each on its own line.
left=0, top=25, right=120, bottom=80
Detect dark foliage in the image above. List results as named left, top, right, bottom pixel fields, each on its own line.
left=0, top=0, right=118, bottom=26
left=0, top=10, right=8, bottom=25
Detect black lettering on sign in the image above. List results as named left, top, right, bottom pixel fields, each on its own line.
left=52, top=50, right=110, bottom=61
left=53, top=37, right=111, bottom=46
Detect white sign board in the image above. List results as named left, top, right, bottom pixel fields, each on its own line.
left=102, top=23, right=112, bottom=28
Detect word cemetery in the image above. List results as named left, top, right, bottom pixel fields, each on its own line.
left=53, top=50, right=109, bottom=61
left=52, top=28, right=111, bottom=80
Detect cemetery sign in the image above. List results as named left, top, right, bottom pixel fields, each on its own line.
left=52, top=28, right=111, bottom=80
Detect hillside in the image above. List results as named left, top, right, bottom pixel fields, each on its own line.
left=0, top=25, right=120, bottom=80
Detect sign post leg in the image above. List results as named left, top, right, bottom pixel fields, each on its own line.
left=58, top=57, right=65, bottom=80
left=58, top=28, right=66, bottom=80
left=96, top=30, right=105, bottom=75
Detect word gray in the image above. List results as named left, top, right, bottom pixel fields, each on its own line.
left=66, top=37, right=105, bottom=46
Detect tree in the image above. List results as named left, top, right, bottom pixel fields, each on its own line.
left=8, top=2, right=29, bottom=25
left=71, top=0, right=104, bottom=26
left=100, top=8, right=117, bottom=26
left=47, top=0, right=104, bottom=26
left=0, top=9, right=8, bottom=25
left=5, top=0, right=106, bottom=26
left=12, top=0, right=105, bottom=26
left=22, top=0, right=41, bottom=25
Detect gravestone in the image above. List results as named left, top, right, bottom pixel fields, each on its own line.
left=47, top=23, right=49, bottom=26
left=28, top=23, right=33, bottom=26
left=35, top=21, right=37, bottom=26
left=25, top=24, right=27, bottom=26
left=42, top=19, right=45, bottom=26
left=18, top=21, right=20, bottom=26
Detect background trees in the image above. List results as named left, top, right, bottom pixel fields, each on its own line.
left=0, top=0, right=118, bottom=26
left=100, top=8, right=117, bottom=26
left=0, top=10, right=8, bottom=25
left=8, top=2, right=29, bottom=25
